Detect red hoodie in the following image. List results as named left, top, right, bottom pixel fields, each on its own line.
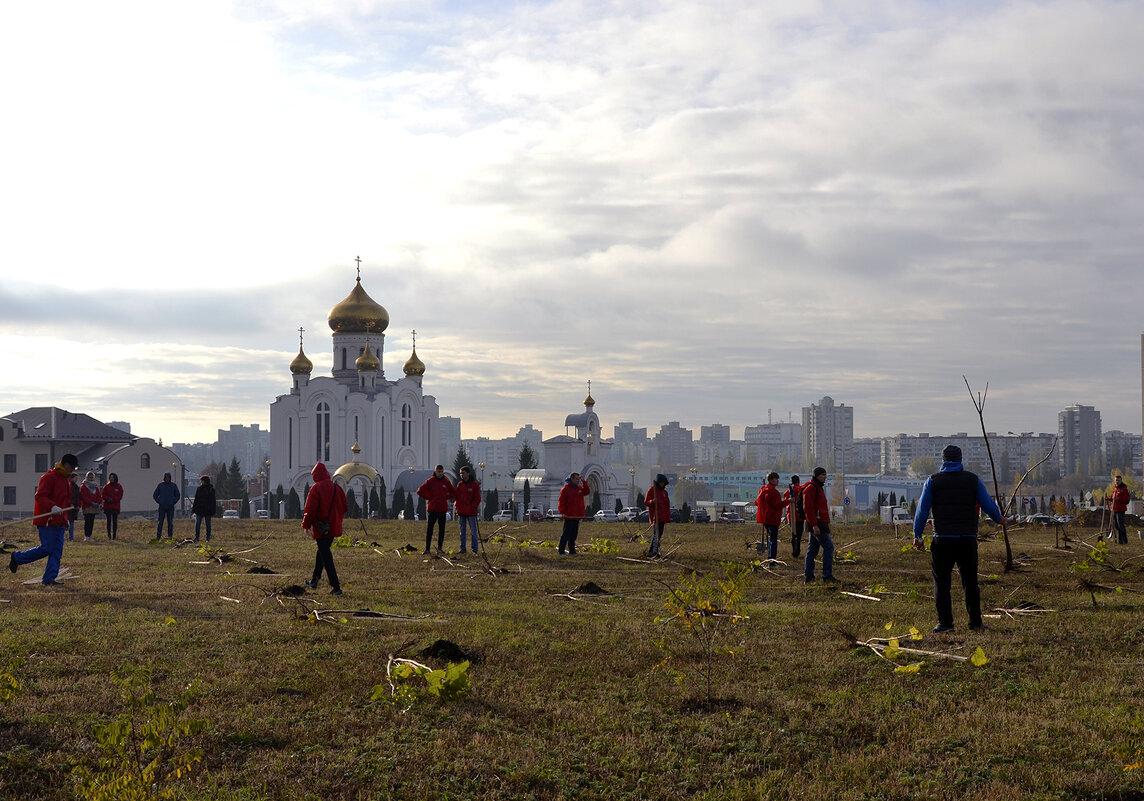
left=644, top=483, right=671, bottom=524
left=558, top=479, right=591, bottom=518
left=102, top=481, right=124, bottom=513
left=417, top=474, right=456, bottom=513
left=34, top=466, right=74, bottom=527
left=1111, top=484, right=1130, bottom=513
left=755, top=482, right=786, bottom=525
left=454, top=478, right=482, bottom=516
left=302, top=463, right=348, bottom=539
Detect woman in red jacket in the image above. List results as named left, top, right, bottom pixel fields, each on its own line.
left=79, top=471, right=103, bottom=541
left=754, top=472, right=786, bottom=559
left=302, top=462, right=348, bottom=595
left=102, top=473, right=124, bottom=539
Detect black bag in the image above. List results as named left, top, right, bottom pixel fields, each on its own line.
left=315, top=519, right=331, bottom=536
left=794, top=486, right=805, bottom=518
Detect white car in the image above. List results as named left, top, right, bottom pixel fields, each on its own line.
left=594, top=510, right=619, bottom=522
left=492, top=510, right=513, bottom=522
left=256, top=510, right=269, bottom=519
left=222, top=510, right=239, bottom=520
left=617, top=507, right=641, bottom=522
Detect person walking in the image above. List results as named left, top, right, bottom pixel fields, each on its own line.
left=913, top=445, right=1002, bottom=633
left=67, top=473, right=80, bottom=541
left=79, top=471, right=102, bottom=541
left=301, top=462, right=348, bottom=596
left=192, top=475, right=217, bottom=543
left=1110, top=475, right=1130, bottom=545
left=784, top=475, right=806, bottom=558
left=102, top=473, right=123, bottom=539
left=645, top=474, right=671, bottom=558
left=802, top=467, right=836, bottom=583
left=557, top=472, right=591, bottom=556
left=754, top=471, right=786, bottom=559
left=417, top=465, right=455, bottom=554
left=10, top=453, right=78, bottom=585
left=153, top=472, right=181, bottom=540
left=454, top=465, right=482, bottom=554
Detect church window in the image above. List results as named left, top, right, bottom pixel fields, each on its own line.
left=401, top=403, right=412, bottom=447
left=140, top=453, right=150, bottom=469
left=316, top=402, right=330, bottom=462
left=341, top=349, right=347, bottom=370
left=288, top=419, right=294, bottom=469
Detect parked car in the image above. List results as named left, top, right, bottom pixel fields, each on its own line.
left=222, top=510, right=239, bottom=520
left=691, top=509, right=711, bottom=524
left=256, top=510, right=269, bottom=519
left=637, top=510, right=650, bottom=522
left=617, top=507, right=642, bottom=522
left=524, top=508, right=544, bottom=522
left=717, top=511, right=744, bottom=524
left=544, top=509, right=562, bottom=521
left=1029, top=514, right=1057, bottom=526
left=492, top=510, right=513, bottom=522
left=594, top=510, right=619, bottom=522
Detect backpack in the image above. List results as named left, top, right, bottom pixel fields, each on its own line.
left=794, top=485, right=805, bottom=517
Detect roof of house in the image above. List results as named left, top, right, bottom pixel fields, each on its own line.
left=5, top=407, right=135, bottom=443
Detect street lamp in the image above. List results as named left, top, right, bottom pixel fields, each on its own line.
left=478, top=462, right=486, bottom=483
left=629, top=466, right=636, bottom=506
left=264, top=459, right=272, bottom=518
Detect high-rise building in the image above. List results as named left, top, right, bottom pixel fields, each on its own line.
left=1058, top=404, right=1102, bottom=477
left=699, top=424, right=731, bottom=445
left=439, top=416, right=462, bottom=465
left=801, top=396, right=854, bottom=469
left=654, top=421, right=694, bottom=468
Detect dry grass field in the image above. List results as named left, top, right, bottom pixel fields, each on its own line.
left=2, top=515, right=1144, bottom=800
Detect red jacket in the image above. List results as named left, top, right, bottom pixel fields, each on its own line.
left=301, top=462, right=348, bottom=540
left=558, top=479, right=591, bottom=518
left=454, top=478, right=482, bottom=516
left=644, top=484, right=671, bottom=524
left=34, top=467, right=74, bottom=527
left=417, top=475, right=456, bottom=513
left=784, top=482, right=805, bottom=523
left=802, top=479, right=830, bottom=527
left=80, top=481, right=103, bottom=512
left=102, top=481, right=124, bottom=513
left=1111, top=484, right=1130, bottom=513
left=755, top=483, right=786, bottom=525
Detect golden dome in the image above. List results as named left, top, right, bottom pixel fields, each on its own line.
left=333, top=460, right=379, bottom=484
left=328, top=277, right=389, bottom=334
left=584, top=392, right=595, bottom=407
left=403, top=347, right=425, bottom=377
left=290, top=346, right=313, bottom=375
left=356, top=343, right=380, bottom=372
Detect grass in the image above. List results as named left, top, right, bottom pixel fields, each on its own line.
left=2, top=516, right=1144, bottom=800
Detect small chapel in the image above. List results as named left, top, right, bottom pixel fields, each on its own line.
left=268, top=268, right=440, bottom=506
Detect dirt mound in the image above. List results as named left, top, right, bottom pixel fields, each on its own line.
left=419, top=639, right=480, bottom=664
left=574, top=581, right=609, bottom=595
left=247, top=565, right=275, bottom=574
left=280, top=584, right=307, bottom=597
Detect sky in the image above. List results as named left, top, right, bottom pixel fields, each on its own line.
left=2, top=0, right=1143, bottom=446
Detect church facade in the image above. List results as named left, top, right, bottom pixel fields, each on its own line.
left=268, top=271, right=440, bottom=505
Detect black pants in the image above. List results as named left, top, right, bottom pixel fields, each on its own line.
left=931, top=536, right=981, bottom=628
left=559, top=519, right=581, bottom=554
left=83, top=513, right=97, bottom=538
left=1114, top=511, right=1128, bottom=544
left=105, top=512, right=118, bottom=539
left=425, top=511, right=447, bottom=551
left=791, top=520, right=805, bottom=558
left=311, top=537, right=341, bottom=591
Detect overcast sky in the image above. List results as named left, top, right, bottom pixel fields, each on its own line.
left=2, top=0, right=1142, bottom=447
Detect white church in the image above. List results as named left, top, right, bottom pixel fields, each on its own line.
left=268, top=270, right=439, bottom=507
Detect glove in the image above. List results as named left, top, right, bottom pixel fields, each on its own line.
left=50, top=505, right=63, bottom=514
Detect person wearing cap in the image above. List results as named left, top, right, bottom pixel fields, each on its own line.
left=913, top=444, right=1002, bottom=633
left=645, top=474, right=671, bottom=558
left=784, top=475, right=806, bottom=558
left=10, top=453, right=78, bottom=585
left=802, top=467, right=836, bottom=583
left=1109, top=475, right=1130, bottom=545
left=557, top=471, right=591, bottom=555
left=153, top=472, right=181, bottom=540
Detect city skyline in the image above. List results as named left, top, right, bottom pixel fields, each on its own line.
left=3, top=2, right=1143, bottom=445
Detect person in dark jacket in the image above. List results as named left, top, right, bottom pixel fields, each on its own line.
left=102, top=473, right=124, bottom=539
left=557, top=472, right=591, bottom=555
left=301, top=462, right=348, bottom=595
left=417, top=465, right=455, bottom=555
left=453, top=466, right=482, bottom=553
left=784, top=475, right=805, bottom=558
left=913, top=445, right=1002, bottom=632
left=802, top=467, right=835, bottom=583
left=153, top=472, right=181, bottom=540
left=192, top=475, right=217, bottom=543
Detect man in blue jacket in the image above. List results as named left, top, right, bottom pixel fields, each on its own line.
left=153, top=472, right=181, bottom=540
left=913, top=445, right=1002, bottom=633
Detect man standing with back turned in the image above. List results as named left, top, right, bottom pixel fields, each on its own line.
left=913, top=445, right=1002, bottom=633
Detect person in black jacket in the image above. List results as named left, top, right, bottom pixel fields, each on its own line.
left=191, top=475, right=217, bottom=543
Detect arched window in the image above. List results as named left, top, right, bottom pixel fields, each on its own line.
left=288, top=418, right=294, bottom=470
left=401, top=403, right=412, bottom=447
left=341, top=349, right=347, bottom=370
left=316, top=402, right=330, bottom=462
left=140, top=453, right=151, bottom=469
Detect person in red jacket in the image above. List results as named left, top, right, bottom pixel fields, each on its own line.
left=802, top=467, right=836, bottom=583
left=1110, top=475, right=1131, bottom=545
left=784, top=475, right=806, bottom=558
left=10, top=453, right=78, bottom=585
left=417, top=465, right=456, bottom=555
left=79, top=471, right=103, bottom=541
left=102, top=473, right=124, bottom=539
left=754, top=471, right=787, bottom=559
left=453, top=465, right=482, bottom=554
left=645, top=474, right=671, bottom=558
left=557, top=472, right=591, bottom=555
left=301, top=462, right=348, bottom=595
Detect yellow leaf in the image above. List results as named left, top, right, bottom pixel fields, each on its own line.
left=884, top=621, right=894, bottom=630
left=884, top=638, right=901, bottom=659
left=908, top=626, right=923, bottom=641
left=160, top=617, right=177, bottom=627
left=970, top=646, right=989, bottom=667
left=894, top=662, right=923, bottom=673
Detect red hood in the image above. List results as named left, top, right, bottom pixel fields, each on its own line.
left=311, top=462, right=331, bottom=482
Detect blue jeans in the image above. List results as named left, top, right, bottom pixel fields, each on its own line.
left=195, top=514, right=213, bottom=541
left=156, top=508, right=174, bottom=538
left=804, top=522, right=834, bottom=581
left=459, top=515, right=479, bottom=552
left=758, top=524, right=779, bottom=559
left=15, top=525, right=66, bottom=583
left=68, top=517, right=75, bottom=540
